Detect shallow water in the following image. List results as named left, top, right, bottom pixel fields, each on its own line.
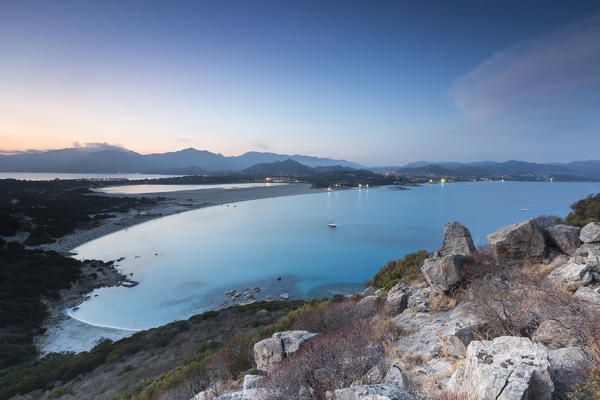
left=49, top=181, right=600, bottom=352
left=94, top=182, right=287, bottom=194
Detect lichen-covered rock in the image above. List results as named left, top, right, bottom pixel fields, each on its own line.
left=545, top=224, right=581, bottom=255
left=421, top=253, right=471, bottom=293
left=574, top=286, right=600, bottom=306
left=243, top=375, right=263, bottom=390
left=382, top=364, right=405, bottom=388
left=532, top=319, right=579, bottom=349
left=573, top=243, right=600, bottom=267
left=253, top=330, right=318, bottom=371
left=580, top=222, right=600, bottom=243
left=406, top=284, right=432, bottom=312
left=333, top=384, right=416, bottom=400
left=214, top=389, right=259, bottom=400
left=487, top=219, right=546, bottom=265
left=546, top=262, right=599, bottom=290
left=446, top=336, right=553, bottom=400
left=393, top=302, right=485, bottom=359
left=437, top=221, right=476, bottom=256
left=385, top=283, right=411, bottom=313
left=548, top=347, right=591, bottom=397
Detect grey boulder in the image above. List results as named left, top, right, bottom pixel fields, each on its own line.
left=421, top=253, right=471, bottom=293
left=573, top=243, right=600, bottom=268
left=383, top=364, right=405, bottom=388
left=546, top=262, right=599, bottom=290
left=532, top=319, right=579, bottom=349
left=548, top=346, right=591, bottom=396
left=385, top=283, right=411, bottom=313
left=574, top=286, right=600, bottom=306
left=253, top=330, right=318, bottom=372
left=446, top=336, right=553, bottom=400
left=214, top=390, right=259, bottom=400
left=580, top=222, right=600, bottom=243
left=393, top=302, right=485, bottom=359
left=545, top=224, right=581, bottom=256
left=333, top=384, right=416, bottom=400
left=437, top=221, right=476, bottom=256
left=487, top=219, right=546, bottom=265
left=243, top=374, right=264, bottom=390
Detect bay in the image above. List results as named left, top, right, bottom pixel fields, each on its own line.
left=47, top=181, right=599, bottom=352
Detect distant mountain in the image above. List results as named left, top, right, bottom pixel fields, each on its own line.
left=242, top=159, right=317, bottom=176
left=391, top=160, right=600, bottom=181
left=0, top=146, right=363, bottom=173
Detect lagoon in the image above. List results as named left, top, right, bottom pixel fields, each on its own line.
left=50, top=181, right=600, bottom=352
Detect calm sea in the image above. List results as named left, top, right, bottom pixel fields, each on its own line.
left=47, top=181, right=600, bottom=352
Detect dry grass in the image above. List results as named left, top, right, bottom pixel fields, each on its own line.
left=429, top=290, right=465, bottom=312
left=369, top=315, right=401, bottom=346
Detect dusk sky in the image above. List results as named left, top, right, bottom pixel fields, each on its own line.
left=1, top=0, right=599, bottom=165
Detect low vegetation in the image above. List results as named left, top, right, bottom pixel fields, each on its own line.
left=366, top=250, right=433, bottom=289
left=555, top=192, right=600, bottom=227
left=0, top=179, right=155, bottom=244
left=0, top=301, right=305, bottom=400
left=0, top=241, right=85, bottom=369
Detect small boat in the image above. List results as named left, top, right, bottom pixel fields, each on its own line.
left=521, top=208, right=528, bottom=211
left=328, top=221, right=337, bottom=228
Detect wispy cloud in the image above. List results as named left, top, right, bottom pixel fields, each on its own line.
left=252, top=141, right=272, bottom=151
left=71, top=142, right=127, bottom=152
left=452, top=14, right=600, bottom=119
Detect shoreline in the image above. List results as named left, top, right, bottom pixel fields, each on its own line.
left=35, top=183, right=326, bottom=353
left=38, top=183, right=324, bottom=254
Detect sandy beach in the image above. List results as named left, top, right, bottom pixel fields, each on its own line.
left=39, top=183, right=322, bottom=254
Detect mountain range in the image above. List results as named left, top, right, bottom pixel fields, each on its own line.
left=0, top=145, right=363, bottom=173
left=380, top=160, right=600, bottom=180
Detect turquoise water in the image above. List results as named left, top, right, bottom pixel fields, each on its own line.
left=71, top=181, right=600, bottom=332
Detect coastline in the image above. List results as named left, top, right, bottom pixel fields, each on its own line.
left=35, top=183, right=325, bottom=353
left=39, top=183, right=323, bottom=254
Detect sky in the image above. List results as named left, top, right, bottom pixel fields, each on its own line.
left=1, top=0, right=599, bottom=166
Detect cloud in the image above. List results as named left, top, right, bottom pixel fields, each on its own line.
left=71, top=142, right=128, bottom=152
left=452, top=14, right=600, bottom=119
left=252, top=141, right=271, bottom=151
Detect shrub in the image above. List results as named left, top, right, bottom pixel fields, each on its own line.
left=291, top=298, right=380, bottom=334
left=260, top=322, right=384, bottom=399
left=366, top=250, right=433, bottom=288
left=555, top=193, right=600, bottom=227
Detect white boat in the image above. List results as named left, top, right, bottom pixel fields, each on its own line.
left=328, top=222, right=337, bottom=228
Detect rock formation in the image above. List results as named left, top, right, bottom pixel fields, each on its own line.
left=332, top=384, right=416, bottom=400
left=545, top=224, right=581, bottom=255
left=487, top=219, right=546, bottom=265
left=446, top=336, right=554, bottom=400
left=421, top=253, right=471, bottom=293
left=253, top=330, right=318, bottom=372
left=580, top=222, right=600, bottom=243
left=436, top=221, right=476, bottom=256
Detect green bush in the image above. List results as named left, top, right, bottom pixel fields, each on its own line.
left=366, top=250, right=433, bottom=288
left=555, top=193, right=600, bottom=227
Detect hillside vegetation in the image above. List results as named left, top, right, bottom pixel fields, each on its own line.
left=365, top=250, right=433, bottom=289
left=0, top=301, right=306, bottom=400
left=555, top=192, right=600, bottom=227
left=0, top=242, right=85, bottom=369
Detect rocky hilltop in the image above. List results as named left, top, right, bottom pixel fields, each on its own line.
left=191, top=219, right=600, bottom=400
